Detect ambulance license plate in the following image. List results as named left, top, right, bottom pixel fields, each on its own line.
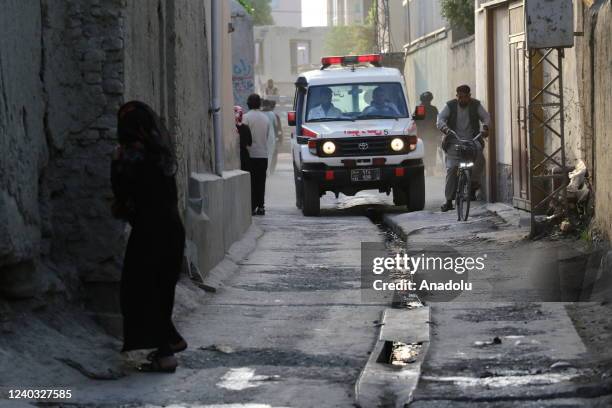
left=351, top=168, right=381, bottom=182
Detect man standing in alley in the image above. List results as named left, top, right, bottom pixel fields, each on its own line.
left=261, top=99, right=280, bottom=175
left=416, top=91, right=440, bottom=174
left=437, top=85, right=490, bottom=212
left=264, top=79, right=279, bottom=102
left=243, top=93, right=271, bottom=215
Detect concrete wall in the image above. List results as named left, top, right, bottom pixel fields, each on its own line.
left=271, top=0, right=302, bottom=27
left=560, top=0, right=587, bottom=167
left=448, top=36, right=476, bottom=105
left=254, top=26, right=330, bottom=96
left=0, top=0, right=49, bottom=297
left=124, top=0, right=214, bottom=208
left=404, top=33, right=450, bottom=110
left=0, top=0, right=251, bottom=320
left=124, top=0, right=250, bottom=310
left=543, top=0, right=611, bottom=238
left=0, top=0, right=128, bottom=299
left=185, top=170, right=251, bottom=277
left=587, top=1, right=612, bottom=239
left=124, top=0, right=250, bottom=299
left=403, top=31, right=475, bottom=120
left=231, top=1, right=255, bottom=109
left=203, top=0, right=240, bottom=171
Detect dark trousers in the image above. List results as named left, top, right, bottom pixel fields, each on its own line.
left=249, top=158, right=268, bottom=210
left=240, top=150, right=250, bottom=172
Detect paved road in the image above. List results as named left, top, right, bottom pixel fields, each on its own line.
left=5, top=151, right=609, bottom=408
left=3, top=153, right=609, bottom=407
left=385, top=203, right=612, bottom=406
left=51, top=153, right=443, bottom=407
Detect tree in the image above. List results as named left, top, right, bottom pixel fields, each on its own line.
left=324, top=25, right=377, bottom=56
left=440, top=0, right=475, bottom=35
left=237, top=0, right=274, bottom=26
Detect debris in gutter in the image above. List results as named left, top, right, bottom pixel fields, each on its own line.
left=390, top=341, right=422, bottom=366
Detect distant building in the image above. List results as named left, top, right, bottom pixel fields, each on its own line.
left=327, top=0, right=374, bottom=26
left=271, top=0, right=302, bottom=27
left=254, top=25, right=330, bottom=97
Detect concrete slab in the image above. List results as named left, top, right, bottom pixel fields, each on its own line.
left=202, top=223, right=264, bottom=291
left=185, top=170, right=252, bottom=280
left=355, top=307, right=431, bottom=408
left=381, top=307, right=430, bottom=345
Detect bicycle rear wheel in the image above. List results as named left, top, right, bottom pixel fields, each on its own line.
left=456, top=170, right=471, bottom=221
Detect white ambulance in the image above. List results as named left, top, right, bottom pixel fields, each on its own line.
left=288, top=54, right=426, bottom=216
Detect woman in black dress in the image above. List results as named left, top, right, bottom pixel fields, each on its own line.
left=234, top=105, right=252, bottom=171
left=111, top=101, right=186, bottom=373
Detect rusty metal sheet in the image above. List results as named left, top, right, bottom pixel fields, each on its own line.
left=526, top=0, right=575, bottom=49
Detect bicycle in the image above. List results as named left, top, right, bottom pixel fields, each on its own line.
left=444, top=132, right=484, bottom=221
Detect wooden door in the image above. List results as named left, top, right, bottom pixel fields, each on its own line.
left=508, top=2, right=530, bottom=210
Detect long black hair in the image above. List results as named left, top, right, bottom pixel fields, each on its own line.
left=117, top=101, right=178, bottom=176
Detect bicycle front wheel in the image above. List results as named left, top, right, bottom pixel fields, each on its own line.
left=456, top=170, right=471, bottom=221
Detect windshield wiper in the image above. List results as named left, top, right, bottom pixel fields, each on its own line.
left=307, top=117, right=355, bottom=122
left=356, top=114, right=398, bottom=120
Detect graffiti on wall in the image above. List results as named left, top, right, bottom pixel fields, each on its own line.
left=233, top=58, right=254, bottom=108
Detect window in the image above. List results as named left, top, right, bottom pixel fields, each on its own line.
left=254, top=40, right=264, bottom=73
left=305, top=82, right=409, bottom=122
left=290, top=40, right=311, bottom=74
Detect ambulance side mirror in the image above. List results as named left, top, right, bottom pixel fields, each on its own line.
left=413, top=105, right=426, bottom=121
left=287, top=111, right=296, bottom=126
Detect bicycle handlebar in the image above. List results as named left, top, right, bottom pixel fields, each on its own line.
left=446, top=130, right=483, bottom=143
left=442, top=131, right=484, bottom=152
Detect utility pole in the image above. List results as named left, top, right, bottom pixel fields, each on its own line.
left=211, top=0, right=224, bottom=176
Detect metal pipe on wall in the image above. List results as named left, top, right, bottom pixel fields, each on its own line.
left=211, top=0, right=224, bottom=176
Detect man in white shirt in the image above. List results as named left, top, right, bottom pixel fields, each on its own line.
left=261, top=99, right=280, bottom=175
left=243, top=93, right=272, bottom=215
left=308, top=87, right=343, bottom=120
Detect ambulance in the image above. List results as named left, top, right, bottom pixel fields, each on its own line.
left=288, top=54, right=426, bottom=216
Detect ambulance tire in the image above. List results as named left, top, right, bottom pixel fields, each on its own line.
left=407, top=171, right=425, bottom=212
left=302, top=178, right=320, bottom=216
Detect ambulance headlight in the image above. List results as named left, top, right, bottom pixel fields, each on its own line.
left=322, top=141, right=336, bottom=155
left=391, top=138, right=405, bottom=152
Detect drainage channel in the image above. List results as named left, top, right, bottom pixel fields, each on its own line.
left=365, top=207, right=424, bottom=310
left=365, top=207, right=426, bottom=369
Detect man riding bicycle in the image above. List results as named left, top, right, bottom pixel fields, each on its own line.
left=436, top=85, right=490, bottom=212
